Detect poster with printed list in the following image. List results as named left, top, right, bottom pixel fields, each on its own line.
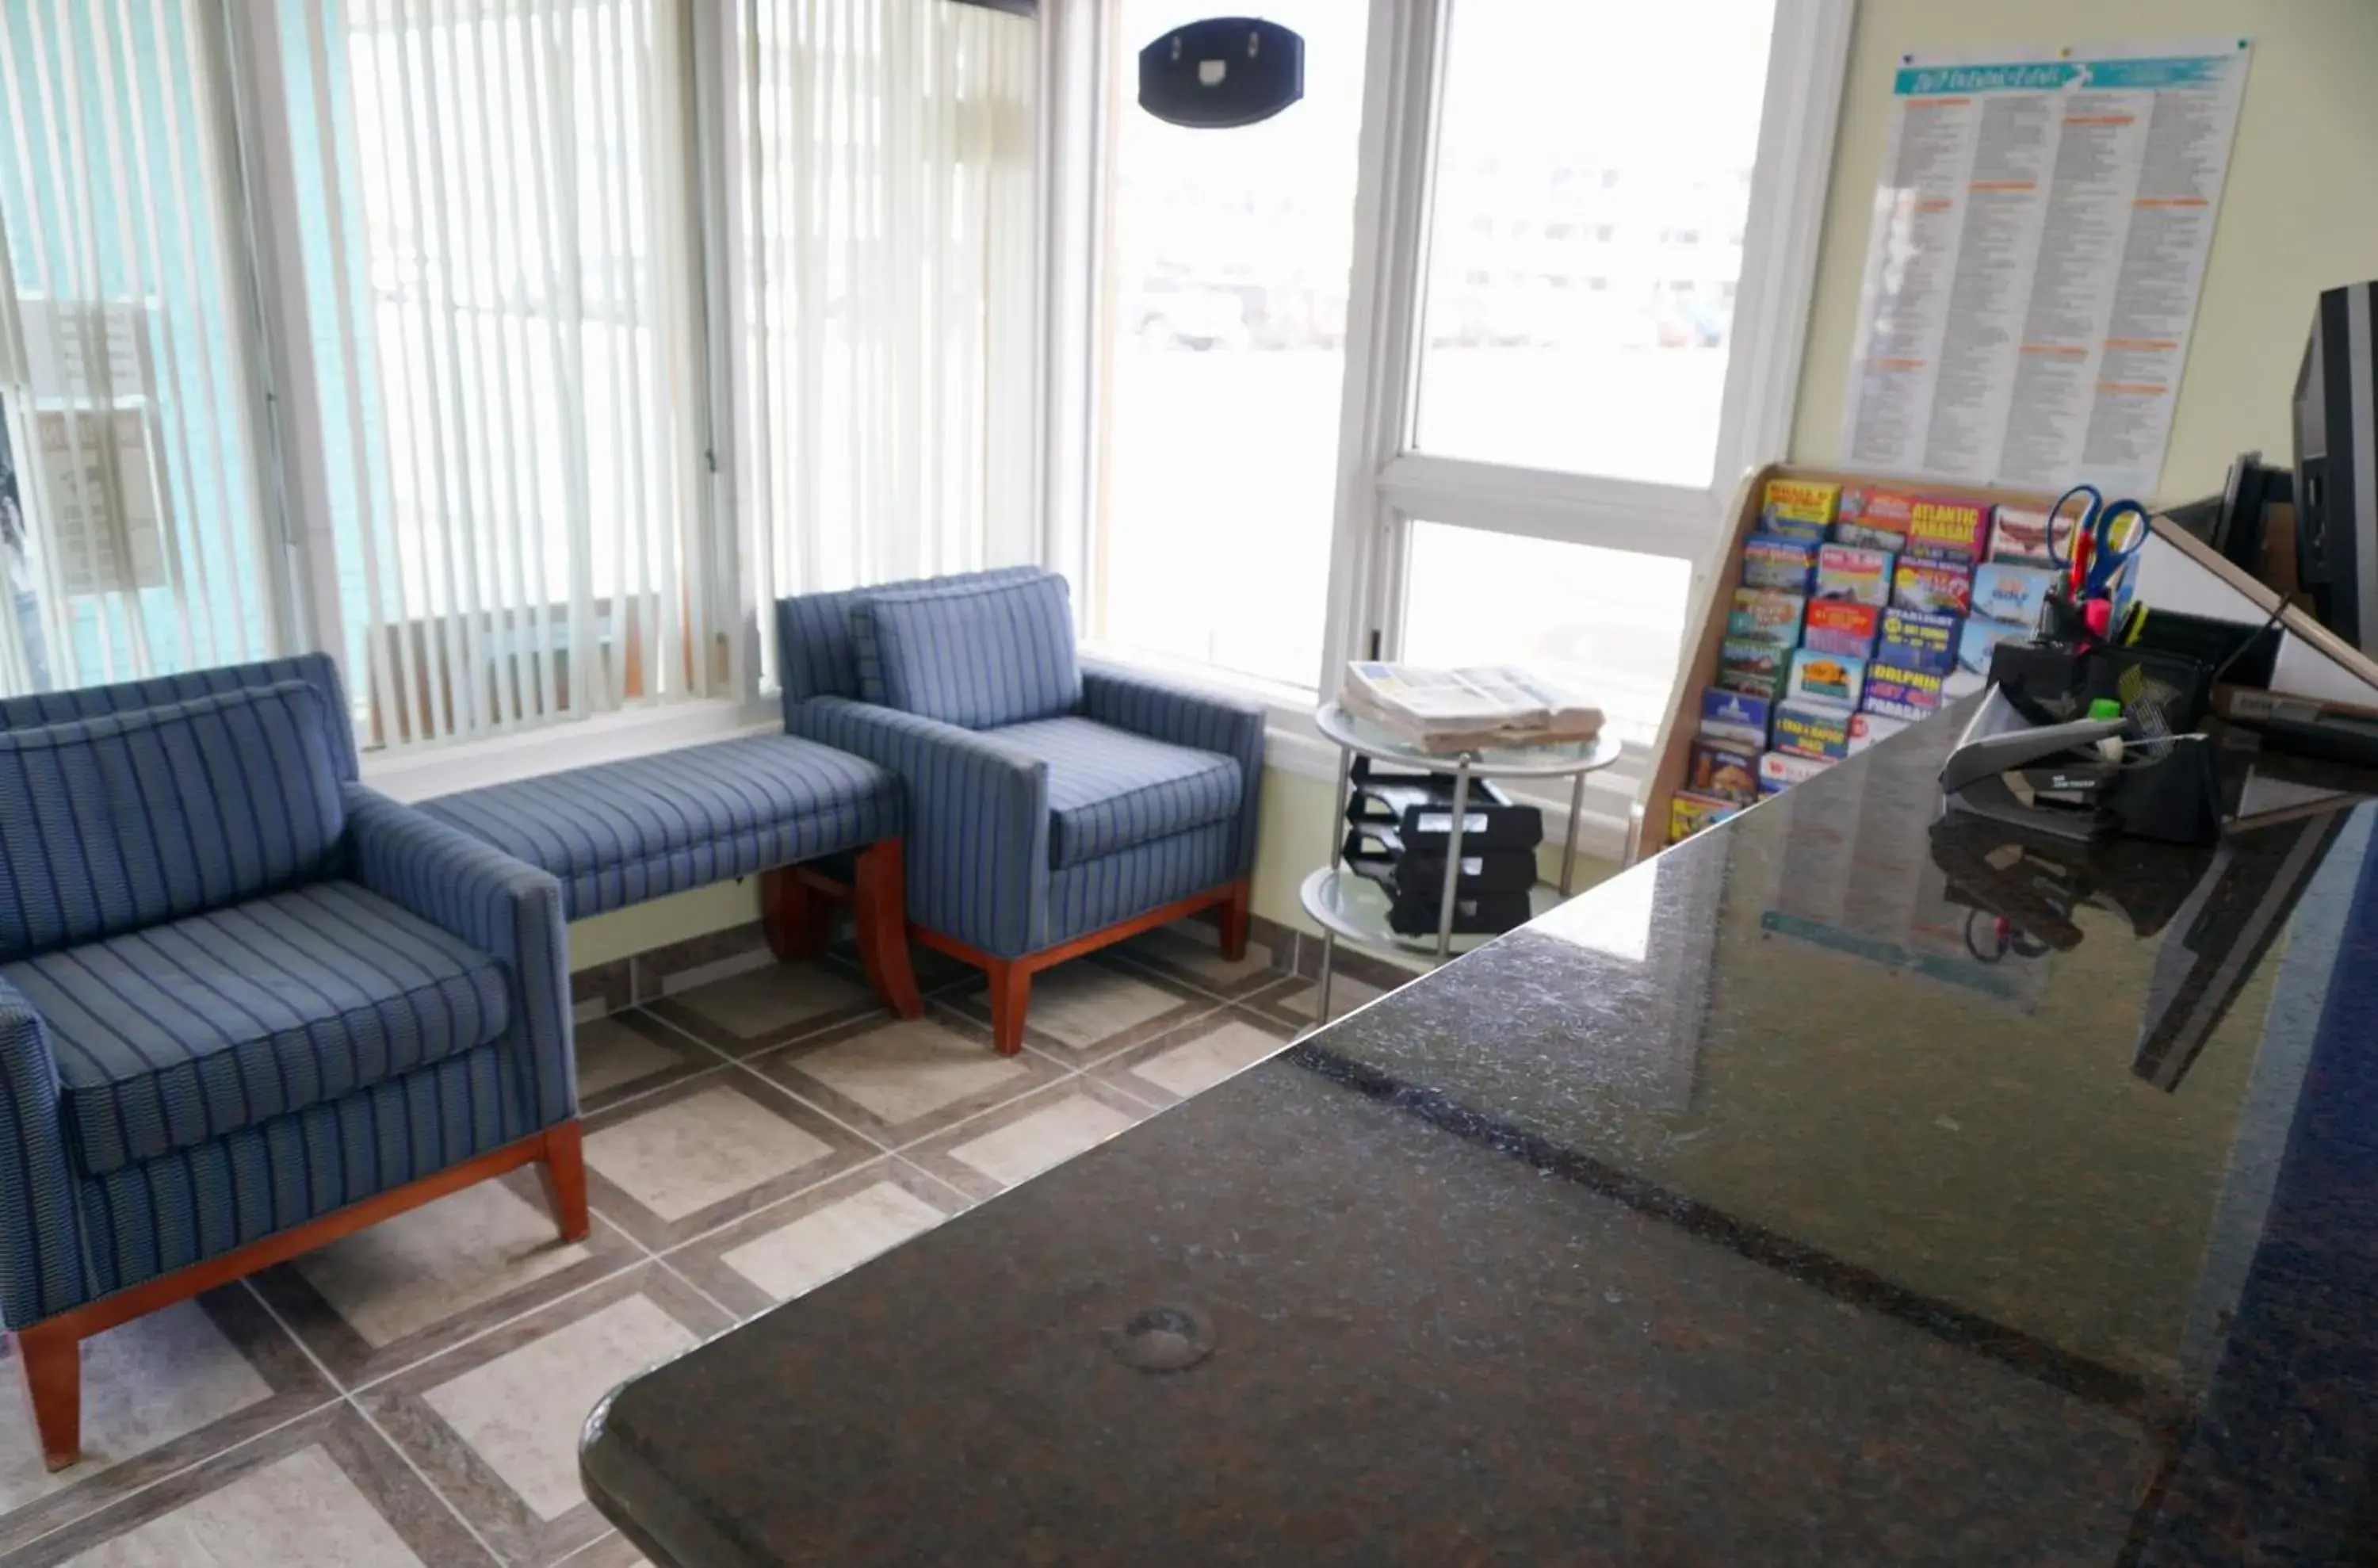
left=1840, top=38, right=2250, bottom=498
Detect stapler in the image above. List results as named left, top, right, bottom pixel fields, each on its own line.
left=1940, top=690, right=2127, bottom=841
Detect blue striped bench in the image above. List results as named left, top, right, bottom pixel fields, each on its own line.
left=419, top=733, right=923, bottom=1018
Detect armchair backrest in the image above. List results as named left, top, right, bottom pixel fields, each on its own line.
left=0, top=678, right=350, bottom=962
left=775, top=565, right=1048, bottom=718
left=0, top=652, right=359, bottom=781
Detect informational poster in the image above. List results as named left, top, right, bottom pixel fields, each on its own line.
left=1840, top=38, right=2251, bottom=499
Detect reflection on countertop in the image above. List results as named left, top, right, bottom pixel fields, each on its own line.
left=584, top=704, right=2378, bottom=1566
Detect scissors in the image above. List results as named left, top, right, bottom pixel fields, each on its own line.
left=2047, top=483, right=2150, bottom=602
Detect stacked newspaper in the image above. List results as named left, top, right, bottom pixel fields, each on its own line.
left=1340, top=662, right=1604, bottom=753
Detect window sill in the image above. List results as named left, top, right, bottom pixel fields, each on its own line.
left=360, top=697, right=780, bottom=804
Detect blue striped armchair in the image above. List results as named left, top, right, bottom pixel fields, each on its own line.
left=778, top=568, right=1264, bottom=1054
left=0, top=656, right=579, bottom=1470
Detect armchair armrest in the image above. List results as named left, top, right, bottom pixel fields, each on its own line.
left=790, top=697, right=1050, bottom=958
left=342, top=786, right=574, bottom=1127
left=0, top=975, right=87, bottom=1327
left=1080, top=664, right=1267, bottom=874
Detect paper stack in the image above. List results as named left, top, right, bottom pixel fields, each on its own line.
left=1340, top=663, right=1604, bottom=754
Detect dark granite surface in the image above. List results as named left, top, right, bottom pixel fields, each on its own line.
left=584, top=707, right=2378, bottom=1566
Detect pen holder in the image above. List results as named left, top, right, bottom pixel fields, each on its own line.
left=2103, top=733, right=2223, bottom=846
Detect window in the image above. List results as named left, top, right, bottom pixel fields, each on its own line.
left=0, top=2, right=285, bottom=694
left=1087, top=0, right=1371, bottom=688
left=732, top=0, right=1039, bottom=696
left=1330, top=0, right=1838, bottom=809
left=1411, top=0, right=1776, bottom=486
left=276, top=0, right=713, bottom=748
left=1398, top=524, right=1693, bottom=746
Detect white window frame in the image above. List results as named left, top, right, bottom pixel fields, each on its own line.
left=1057, top=0, right=1853, bottom=852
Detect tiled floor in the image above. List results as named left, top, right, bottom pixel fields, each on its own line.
left=0, top=922, right=1317, bottom=1566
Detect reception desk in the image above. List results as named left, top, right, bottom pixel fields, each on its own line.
left=583, top=702, right=2378, bottom=1565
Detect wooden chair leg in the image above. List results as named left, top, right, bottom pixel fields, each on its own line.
left=761, top=867, right=830, bottom=962
left=987, top=962, right=1031, bottom=1057
left=852, top=839, right=925, bottom=1019
left=539, top=1121, right=591, bottom=1243
left=1218, top=878, right=1252, bottom=962
left=17, top=1321, right=79, bottom=1471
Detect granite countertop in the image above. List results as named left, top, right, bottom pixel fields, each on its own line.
left=583, top=707, right=2378, bottom=1566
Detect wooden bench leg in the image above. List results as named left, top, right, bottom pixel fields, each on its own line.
left=17, top=1321, right=79, bottom=1471
left=987, top=960, right=1031, bottom=1057
left=853, top=839, right=925, bottom=1019
left=761, top=867, right=831, bottom=962
left=539, top=1121, right=591, bottom=1243
left=1218, top=877, right=1252, bottom=962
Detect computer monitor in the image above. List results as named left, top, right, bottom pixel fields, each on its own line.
left=2292, top=280, right=2378, bottom=653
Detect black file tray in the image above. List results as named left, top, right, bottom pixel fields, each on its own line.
left=1341, top=824, right=1539, bottom=897
left=1344, top=759, right=1544, bottom=854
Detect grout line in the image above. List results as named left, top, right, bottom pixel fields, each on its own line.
left=0, top=1382, right=342, bottom=1563
left=345, top=1393, right=506, bottom=1567
left=622, top=1008, right=900, bottom=1155
left=238, top=1282, right=506, bottom=1566
left=891, top=1153, right=979, bottom=1207
left=335, top=1233, right=645, bottom=1400
left=552, top=1529, right=630, bottom=1566
left=649, top=1255, right=744, bottom=1328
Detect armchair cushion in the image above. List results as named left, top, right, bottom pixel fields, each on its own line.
left=850, top=572, right=1080, bottom=730
left=992, top=717, right=1242, bottom=870
left=0, top=680, right=346, bottom=962
left=3, top=880, right=509, bottom=1177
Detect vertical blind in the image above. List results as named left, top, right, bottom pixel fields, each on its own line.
left=733, top=0, right=1038, bottom=693
left=0, top=0, right=284, bottom=698
left=281, top=0, right=713, bottom=749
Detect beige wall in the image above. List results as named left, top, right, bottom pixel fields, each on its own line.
left=1791, top=0, right=2378, bottom=503
left=568, top=879, right=759, bottom=971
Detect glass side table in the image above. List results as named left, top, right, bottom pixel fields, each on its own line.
left=1299, top=702, right=1625, bottom=1024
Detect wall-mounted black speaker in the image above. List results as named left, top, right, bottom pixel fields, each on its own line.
left=1138, top=17, right=1304, bottom=129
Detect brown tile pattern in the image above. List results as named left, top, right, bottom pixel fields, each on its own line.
left=937, top=954, right=1220, bottom=1065
left=1088, top=1010, right=1295, bottom=1109
left=902, top=1078, right=1160, bottom=1203
left=744, top=1004, right=1071, bottom=1148
left=0, top=943, right=1298, bottom=1567
left=4, top=1403, right=493, bottom=1567
left=359, top=1268, right=730, bottom=1568
left=641, top=959, right=885, bottom=1060
left=250, top=1170, right=644, bottom=1391
left=579, top=1072, right=876, bottom=1251
left=663, top=1158, right=972, bottom=1319
left=0, top=1286, right=335, bottom=1558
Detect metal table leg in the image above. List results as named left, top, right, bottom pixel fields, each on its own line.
left=1316, top=929, right=1337, bottom=1024
left=1561, top=771, right=1587, bottom=897
left=1434, top=763, right=1471, bottom=962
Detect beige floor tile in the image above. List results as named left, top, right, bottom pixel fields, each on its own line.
left=1017, top=962, right=1190, bottom=1050
left=292, top=1179, right=598, bottom=1351
left=719, top=1180, right=947, bottom=1303
left=667, top=965, right=874, bottom=1043
left=0, top=1303, right=273, bottom=1513
left=1274, top=974, right=1385, bottom=1022
left=585, top=1083, right=834, bottom=1222
left=946, top=1092, right=1140, bottom=1188
left=1127, top=1019, right=1286, bottom=1100
left=1119, top=921, right=1278, bottom=989
left=791, top=1019, right=1030, bottom=1123
left=63, top=1444, right=425, bottom=1568
left=422, top=1294, right=701, bottom=1524
left=575, top=1017, right=691, bottom=1102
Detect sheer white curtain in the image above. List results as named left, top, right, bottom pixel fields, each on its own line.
left=0, top=0, right=284, bottom=697
left=732, top=0, right=1039, bottom=691
left=281, top=0, right=713, bottom=749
